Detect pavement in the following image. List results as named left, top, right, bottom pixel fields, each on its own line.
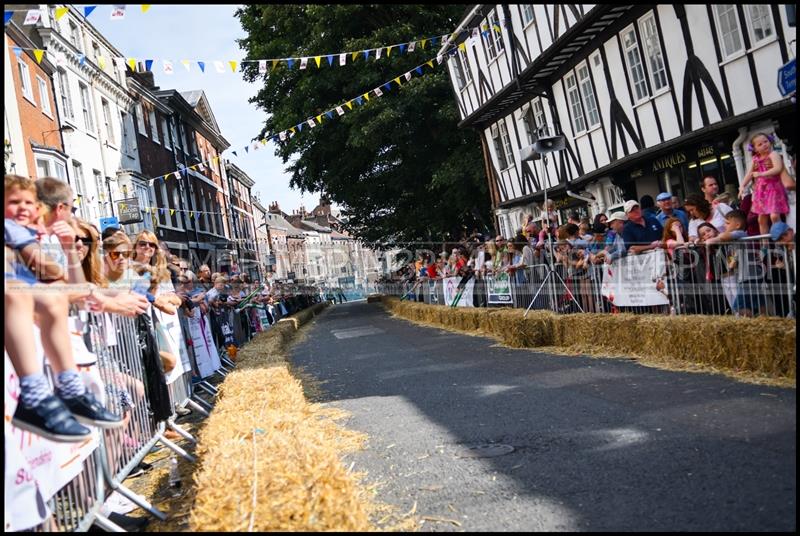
left=288, top=301, right=796, bottom=532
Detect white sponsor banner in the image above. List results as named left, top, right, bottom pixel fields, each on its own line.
left=186, top=312, right=221, bottom=378
left=486, top=273, right=513, bottom=305
left=443, top=276, right=474, bottom=307
left=153, top=308, right=187, bottom=385
left=601, top=250, right=670, bottom=307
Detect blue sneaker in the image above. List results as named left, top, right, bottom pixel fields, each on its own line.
left=13, top=395, right=91, bottom=442
left=61, top=391, right=124, bottom=429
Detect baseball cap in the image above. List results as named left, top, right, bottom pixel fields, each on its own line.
left=770, top=221, right=790, bottom=242
left=656, top=192, right=672, bottom=202
left=623, top=200, right=640, bottom=213
left=607, top=211, right=628, bottom=223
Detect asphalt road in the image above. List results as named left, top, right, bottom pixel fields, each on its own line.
left=288, top=301, right=796, bottom=532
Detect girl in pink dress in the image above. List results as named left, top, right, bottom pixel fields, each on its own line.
left=738, top=133, right=789, bottom=235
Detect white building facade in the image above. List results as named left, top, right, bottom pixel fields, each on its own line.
left=443, top=4, right=796, bottom=235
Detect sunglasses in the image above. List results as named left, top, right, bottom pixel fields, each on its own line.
left=136, top=241, right=157, bottom=249
left=108, top=250, right=132, bottom=261
left=75, top=235, right=93, bottom=244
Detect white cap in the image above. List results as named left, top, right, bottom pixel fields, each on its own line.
left=607, top=211, right=628, bottom=223
left=623, top=200, right=640, bottom=213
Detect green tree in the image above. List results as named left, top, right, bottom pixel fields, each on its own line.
left=236, top=5, right=492, bottom=244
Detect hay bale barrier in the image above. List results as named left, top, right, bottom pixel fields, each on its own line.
left=380, top=297, right=796, bottom=385
left=189, top=303, right=379, bottom=531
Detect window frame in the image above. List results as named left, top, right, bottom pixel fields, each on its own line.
left=120, top=110, right=133, bottom=154
left=743, top=4, right=775, bottom=47
left=162, top=116, right=172, bottom=149
left=78, top=82, right=95, bottom=133
left=638, top=12, right=669, bottom=93
left=101, top=99, right=115, bottom=145
left=36, top=76, right=52, bottom=116
left=485, top=10, right=505, bottom=60
left=620, top=25, right=649, bottom=103
left=57, top=69, right=74, bottom=121
left=18, top=60, right=35, bottom=104
left=576, top=62, right=601, bottom=129
left=522, top=5, right=536, bottom=27
left=135, top=103, right=148, bottom=137
left=68, top=20, right=83, bottom=53
left=712, top=5, right=745, bottom=60
left=72, top=161, right=88, bottom=219
left=564, top=71, right=587, bottom=134
left=149, top=108, right=160, bottom=144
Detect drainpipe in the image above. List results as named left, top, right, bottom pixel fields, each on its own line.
left=732, top=126, right=749, bottom=186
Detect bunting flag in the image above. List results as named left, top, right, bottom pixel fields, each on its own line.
left=408, top=41, right=416, bottom=53
left=259, top=60, right=267, bottom=74
left=33, top=49, right=45, bottom=64
left=5, top=12, right=13, bottom=25
left=335, top=106, right=345, bottom=116
left=307, top=119, right=316, bottom=129
left=98, top=56, right=106, bottom=70
left=386, top=45, right=394, bottom=57
left=83, top=6, right=97, bottom=18
left=12, top=47, right=22, bottom=59
left=163, top=59, right=174, bottom=74
left=374, top=87, right=383, bottom=97
left=197, top=61, right=205, bottom=73
left=213, top=60, right=225, bottom=73
left=55, top=7, right=69, bottom=21
left=23, top=9, right=41, bottom=25
left=141, top=5, right=151, bottom=13
left=313, top=56, right=321, bottom=68
left=326, top=55, right=334, bottom=67
left=352, top=51, right=360, bottom=62
left=144, top=59, right=154, bottom=71
left=229, top=60, right=238, bottom=72
left=127, top=58, right=136, bottom=72
left=300, top=57, right=308, bottom=70
left=110, top=5, right=126, bottom=20
left=78, top=54, right=87, bottom=66
left=339, top=53, right=346, bottom=66
left=181, top=59, right=191, bottom=71
left=375, top=48, right=382, bottom=60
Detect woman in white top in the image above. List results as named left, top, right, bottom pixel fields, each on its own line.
left=684, top=194, right=727, bottom=242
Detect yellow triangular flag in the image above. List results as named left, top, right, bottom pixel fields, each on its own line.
left=141, top=5, right=151, bottom=13
left=316, top=114, right=323, bottom=124
left=98, top=56, right=106, bottom=70
left=458, top=42, right=466, bottom=52
left=290, top=127, right=296, bottom=134
left=314, top=56, right=321, bottom=68
left=190, top=212, right=194, bottom=218
left=229, top=60, right=238, bottom=72
left=33, top=50, right=45, bottom=64
left=394, top=77, right=401, bottom=86
left=345, top=101, right=353, bottom=110
left=272, top=59, right=279, bottom=70
left=212, top=156, right=219, bottom=165
left=127, top=58, right=137, bottom=72
left=170, top=209, right=175, bottom=216
left=420, top=39, right=427, bottom=49
left=351, top=51, right=359, bottom=61
left=386, top=46, right=393, bottom=57
left=426, top=60, right=434, bottom=68
left=55, top=6, right=69, bottom=20
left=363, top=93, right=370, bottom=101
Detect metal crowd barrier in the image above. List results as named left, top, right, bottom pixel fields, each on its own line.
left=379, top=240, right=795, bottom=319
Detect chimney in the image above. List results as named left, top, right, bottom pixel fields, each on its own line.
left=268, top=201, right=280, bottom=213
left=133, top=64, right=156, bottom=88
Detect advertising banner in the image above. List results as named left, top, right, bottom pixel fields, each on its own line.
left=601, top=250, right=670, bottom=306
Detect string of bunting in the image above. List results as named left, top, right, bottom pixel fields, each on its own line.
left=6, top=23, right=503, bottom=76
left=4, top=5, right=151, bottom=26
left=144, top=49, right=461, bottom=186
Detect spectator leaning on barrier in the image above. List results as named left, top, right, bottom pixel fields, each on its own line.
left=622, top=200, right=664, bottom=255
left=661, top=216, right=687, bottom=258
left=685, top=194, right=727, bottom=242
left=656, top=192, right=690, bottom=231
left=603, top=211, right=628, bottom=263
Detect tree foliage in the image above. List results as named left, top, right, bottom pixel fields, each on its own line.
left=236, top=5, right=492, bottom=244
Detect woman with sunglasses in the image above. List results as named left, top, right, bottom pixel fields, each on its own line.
left=131, top=231, right=182, bottom=315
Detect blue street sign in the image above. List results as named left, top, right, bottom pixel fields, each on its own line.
left=777, top=58, right=796, bottom=96
left=99, top=216, right=119, bottom=233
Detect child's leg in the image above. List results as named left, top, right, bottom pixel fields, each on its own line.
left=33, top=294, right=86, bottom=399
left=770, top=213, right=781, bottom=225
left=758, top=214, right=770, bottom=235
left=4, top=292, right=39, bottom=377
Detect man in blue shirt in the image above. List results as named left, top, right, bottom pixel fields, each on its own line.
left=621, top=200, right=664, bottom=255
left=655, top=192, right=689, bottom=231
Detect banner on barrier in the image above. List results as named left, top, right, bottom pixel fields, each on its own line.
left=443, top=276, right=474, bottom=307
left=601, top=250, right=670, bottom=306
left=153, top=308, right=187, bottom=385
left=429, top=280, right=439, bottom=304
left=486, top=273, right=513, bottom=305
left=187, top=312, right=221, bottom=378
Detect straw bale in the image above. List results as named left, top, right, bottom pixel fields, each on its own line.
left=381, top=298, right=795, bottom=383
left=189, top=303, right=387, bottom=532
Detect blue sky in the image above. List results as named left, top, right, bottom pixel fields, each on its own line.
left=91, top=4, right=318, bottom=214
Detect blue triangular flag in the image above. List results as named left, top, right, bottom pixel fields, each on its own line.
left=325, top=111, right=334, bottom=120
left=83, top=6, right=96, bottom=18
left=363, top=50, right=370, bottom=60
left=271, top=135, right=279, bottom=143
left=78, top=54, right=87, bottom=66
left=431, top=36, right=439, bottom=46
left=326, top=55, right=334, bottom=66
left=5, top=12, right=12, bottom=25
left=198, top=61, right=205, bottom=72
left=383, top=83, right=391, bottom=91
left=286, top=58, right=294, bottom=69
left=160, top=208, right=166, bottom=215
left=232, top=150, right=237, bottom=157
left=415, top=66, right=423, bottom=75
left=13, top=47, right=23, bottom=58
left=399, top=43, right=407, bottom=54
left=244, top=146, right=249, bottom=153
left=355, top=96, right=363, bottom=106
left=145, top=59, right=154, bottom=71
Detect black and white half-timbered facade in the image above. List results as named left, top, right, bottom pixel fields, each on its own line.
left=441, top=5, right=796, bottom=237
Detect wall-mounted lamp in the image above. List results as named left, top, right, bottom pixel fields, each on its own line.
left=41, top=124, right=75, bottom=140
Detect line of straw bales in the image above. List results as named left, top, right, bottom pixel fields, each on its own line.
left=381, top=297, right=796, bottom=381
left=189, top=303, right=378, bottom=532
